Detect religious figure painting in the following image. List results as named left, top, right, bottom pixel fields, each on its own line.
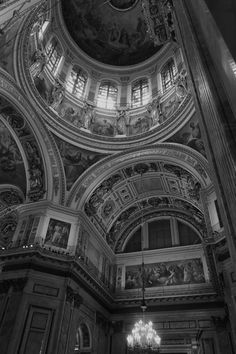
left=62, top=0, right=162, bottom=66
left=0, top=120, right=26, bottom=194
left=168, top=115, right=206, bottom=157
left=54, top=136, right=106, bottom=190
left=45, top=218, right=71, bottom=249
left=125, top=258, right=205, bottom=289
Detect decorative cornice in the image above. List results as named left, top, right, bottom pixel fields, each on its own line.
left=0, top=248, right=113, bottom=308
left=0, top=248, right=222, bottom=310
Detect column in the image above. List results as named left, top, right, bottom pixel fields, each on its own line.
left=173, top=0, right=236, bottom=267
left=119, top=80, right=128, bottom=107
left=212, top=316, right=234, bottom=354
left=88, top=71, right=101, bottom=103
left=142, top=221, right=149, bottom=250
left=56, top=287, right=83, bottom=354
left=170, top=217, right=179, bottom=246
left=204, top=0, right=236, bottom=61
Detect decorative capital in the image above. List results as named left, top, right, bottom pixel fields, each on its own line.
left=66, top=286, right=83, bottom=308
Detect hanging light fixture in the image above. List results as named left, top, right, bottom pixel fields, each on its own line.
left=127, top=172, right=161, bottom=353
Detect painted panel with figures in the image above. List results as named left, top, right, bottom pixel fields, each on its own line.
left=125, top=258, right=205, bottom=289
left=45, top=218, right=71, bottom=249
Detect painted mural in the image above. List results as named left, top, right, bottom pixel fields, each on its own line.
left=61, top=0, right=163, bottom=66
left=0, top=17, right=21, bottom=75
left=45, top=218, right=71, bottom=249
left=0, top=120, right=26, bottom=194
left=125, top=258, right=205, bottom=289
left=168, top=114, right=206, bottom=158
left=0, top=97, right=45, bottom=201
left=54, top=136, right=106, bottom=190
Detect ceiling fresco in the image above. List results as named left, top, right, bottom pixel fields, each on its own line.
left=0, top=119, right=26, bottom=195
left=168, top=114, right=207, bottom=158
left=83, top=160, right=205, bottom=250
left=0, top=97, right=45, bottom=202
left=61, top=0, right=163, bottom=66
left=54, top=136, right=107, bottom=190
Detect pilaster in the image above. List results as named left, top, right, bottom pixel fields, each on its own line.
left=173, top=0, right=236, bottom=267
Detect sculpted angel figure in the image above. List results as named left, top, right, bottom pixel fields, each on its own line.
left=49, top=80, right=65, bottom=109
left=115, top=108, right=130, bottom=135
left=146, top=96, right=162, bottom=127
left=82, top=102, right=95, bottom=130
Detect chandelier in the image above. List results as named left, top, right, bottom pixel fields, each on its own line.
left=126, top=278, right=161, bottom=353
left=127, top=318, right=161, bottom=353
left=127, top=174, right=161, bottom=353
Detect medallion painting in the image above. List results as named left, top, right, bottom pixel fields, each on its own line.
left=45, top=218, right=71, bottom=249
left=125, top=258, right=205, bottom=289
left=62, top=0, right=162, bottom=66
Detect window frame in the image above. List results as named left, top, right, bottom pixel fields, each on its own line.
left=161, top=58, right=177, bottom=92
left=74, top=323, right=92, bottom=353
left=67, top=65, right=88, bottom=98
left=131, top=78, right=150, bottom=108
left=45, top=37, right=63, bottom=76
left=96, top=81, right=118, bottom=109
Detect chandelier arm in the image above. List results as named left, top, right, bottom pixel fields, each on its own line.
left=127, top=172, right=161, bottom=352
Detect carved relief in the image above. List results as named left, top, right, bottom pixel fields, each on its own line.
left=0, top=211, right=18, bottom=247
left=84, top=173, right=123, bottom=217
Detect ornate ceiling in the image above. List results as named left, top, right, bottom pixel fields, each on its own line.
left=0, top=0, right=227, bottom=325
left=65, top=144, right=211, bottom=252
left=61, top=0, right=163, bottom=66
left=2, top=0, right=213, bottom=256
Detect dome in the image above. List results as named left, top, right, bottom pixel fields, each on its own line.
left=17, top=0, right=192, bottom=153
left=61, top=0, right=163, bottom=66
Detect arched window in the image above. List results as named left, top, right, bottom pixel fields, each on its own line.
left=178, top=221, right=200, bottom=246
left=67, top=65, right=87, bottom=98
left=148, top=219, right=172, bottom=250
left=124, top=227, right=142, bottom=253
left=74, top=323, right=91, bottom=353
left=46, top=37, right=63, bottom=75
left=161, top=58, right=177, bottom=91
left=122, top=217, right=201, bottom=253
left=131, top=78, right=149, bottom=107
left=97, top=81, right=118, bottom=109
